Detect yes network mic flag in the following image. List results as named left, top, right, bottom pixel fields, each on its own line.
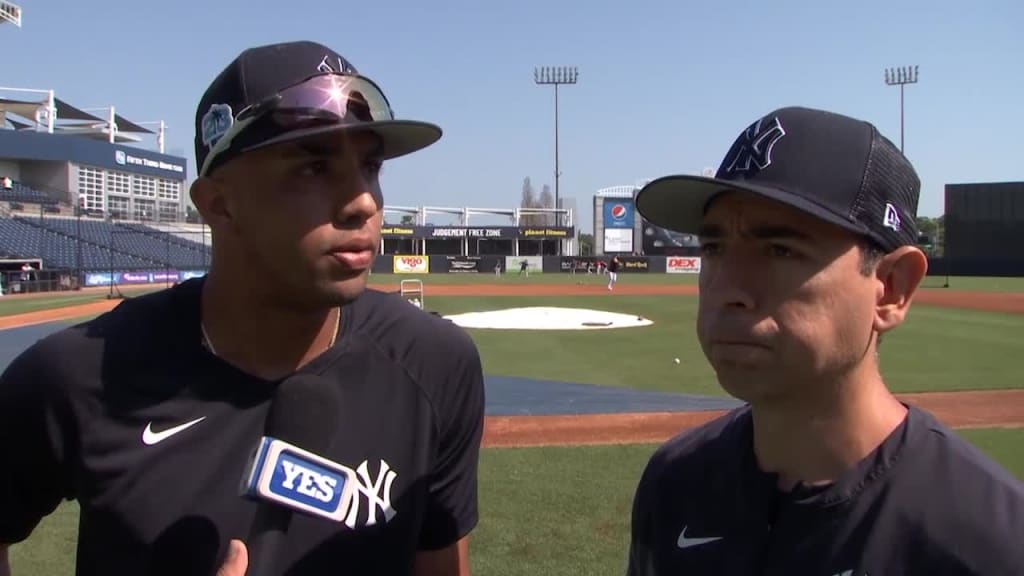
left=239, top=374, right=356, bottom=576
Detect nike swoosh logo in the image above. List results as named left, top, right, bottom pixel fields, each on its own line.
left=142, top=417, right=206, bottom=445
left=677, top=526, right=724, bottom=549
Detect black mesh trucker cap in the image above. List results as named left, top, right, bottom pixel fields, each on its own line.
left=634, top=107, right=920, bottom=252
left=194, top=40, right=442, bottom=177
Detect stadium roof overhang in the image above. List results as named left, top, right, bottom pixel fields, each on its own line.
left=1, top=96, right=155, bottom=141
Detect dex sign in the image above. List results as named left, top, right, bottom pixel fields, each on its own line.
left=666, top=257, right=701, bottom=274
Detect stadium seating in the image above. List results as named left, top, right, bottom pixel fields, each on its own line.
left=0, top=180, right=58, bottom=205
left=0, top=215, right=211, bottom=271
left=0, top=217, right=155, bottom=270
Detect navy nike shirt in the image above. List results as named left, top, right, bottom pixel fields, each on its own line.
left=0, top=278, right=485, bottom=575
left=626, top=406, right=1024, bottom=575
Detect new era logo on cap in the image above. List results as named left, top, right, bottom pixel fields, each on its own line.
left=634, top=106, right=921, bottom=253
left=883, top=203, right=902, bottom=232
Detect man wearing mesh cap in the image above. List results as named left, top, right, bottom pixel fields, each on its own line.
left=625, top=107, right=1024, bottom=575
left=0, top=41, right=483, bottom=575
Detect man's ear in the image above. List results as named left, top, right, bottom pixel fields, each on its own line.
left=874, top=246, right=929, bottom=334
left=189, top=177, right=234, bottom=230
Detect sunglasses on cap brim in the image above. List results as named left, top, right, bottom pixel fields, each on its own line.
left=200, top=73, right=396, bottom=177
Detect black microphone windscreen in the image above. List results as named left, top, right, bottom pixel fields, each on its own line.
left=264, top=373, right=342, bottom=453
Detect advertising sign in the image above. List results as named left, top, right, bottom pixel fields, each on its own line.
left=393, top=255, right=429, bottom=274
left=603, top=199, right=635, bottom=229
left=504, top=256, right=543, bottom=274
left=380, top=225, right=574, bottom=239
left=604, top=228, right=634, bottom=253
left=619, top=257, right=650, bottom=273
left=666, top=256, right=702, bottom=274
left=445, top=256, right=481, bottom=273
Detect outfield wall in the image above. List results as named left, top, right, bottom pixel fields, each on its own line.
left=370, top=255, right=694, bottom=276
left=79, top=256, right=701, bottom=288
left=67, top=254, right=1024, bottom=290
left=945, top=181, right=1024, bottom=263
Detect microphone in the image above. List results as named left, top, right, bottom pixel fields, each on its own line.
left=239, top=374, right=355, bottom=576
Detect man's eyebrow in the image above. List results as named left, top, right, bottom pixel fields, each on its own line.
left=697, top=224, right=723, bottom=238
left=278, top=136, right=384, bottom=161
left=279, top=141, right=344, bottom=159
left=697, top=224, right=812, bottom=241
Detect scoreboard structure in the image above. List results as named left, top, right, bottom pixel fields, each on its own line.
left=593, top=184, right=700, bottom=257
left=944, top=181, right=1024, bottom=276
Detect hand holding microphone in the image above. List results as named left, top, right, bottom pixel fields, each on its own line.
left=216, top=540, right=248, bottom=576
left=227, top=374, right=355, bottom=576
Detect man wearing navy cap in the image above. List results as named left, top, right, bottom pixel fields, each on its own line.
left=0, top=41, right=484, bottom=576
left=626, top=107, right=1024, bottom=575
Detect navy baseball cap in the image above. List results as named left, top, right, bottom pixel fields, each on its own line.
left=194, top=40, right=442, bottom=177
left=634, top=107, right=921, bottom=252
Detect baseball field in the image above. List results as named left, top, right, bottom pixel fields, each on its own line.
left=3, top=273, right=1023, bottom=575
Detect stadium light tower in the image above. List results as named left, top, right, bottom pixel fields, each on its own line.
left=0, top=1, right=21, bottom=27
left=534, top=66, right=578, bottom=228
left=884, top=65, right=919, bottom=153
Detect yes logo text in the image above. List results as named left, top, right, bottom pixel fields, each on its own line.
left=242, top=437, right=357, bottom=523
left=274, top=455, right=342, bottom=505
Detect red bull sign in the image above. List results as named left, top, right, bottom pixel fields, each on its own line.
left=393, top=255, right=429, bottom=274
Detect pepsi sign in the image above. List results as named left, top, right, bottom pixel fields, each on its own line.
left=603, top=199, right=635, bottom=229
left=241, top=437, right=356, bottom=523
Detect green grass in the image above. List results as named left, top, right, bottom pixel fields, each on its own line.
left=918, top=275, right=1024, bottom=293
left=0, top=286, right=159, bottom=317
left=369, top=272, right=700, bottom=286
left=0, top=272, right=1020, bottom=320
left=877, top=305, right=1024, bottom=393
left=430, top=295, right=721, bottom=395
left=7, top=498, right=79, bottom=576
left=373, top=272, right=1024, bottom=291
left=422, top=295, right=1024, bottom=396
left=3, top=288, right=1022, bottom=397
left=10, top=428, right=1024, bottom=576
left=0, top=293, right=108, bottom=317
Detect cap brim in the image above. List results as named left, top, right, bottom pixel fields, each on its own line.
left=242, top=119, right=443, bottom=161
left=634, top=175, right=871, bottom=238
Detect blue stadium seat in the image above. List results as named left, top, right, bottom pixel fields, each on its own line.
left=0, top=215, right=210, bottom=271
left=0, top=181, right=58, bottom=205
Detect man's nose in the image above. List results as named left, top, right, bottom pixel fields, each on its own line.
left=701, top=252, right=758, bottom=311
left=333, top=175, right=380, bottom=226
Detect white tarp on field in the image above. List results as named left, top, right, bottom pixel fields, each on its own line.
left=444, top=307, right=653, bottom=330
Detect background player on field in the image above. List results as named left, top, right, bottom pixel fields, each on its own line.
left=606, top=256, right=621, bottom=291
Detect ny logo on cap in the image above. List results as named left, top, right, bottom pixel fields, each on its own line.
left=723, top=117, right=786, bottom=174
left=318, top=54, right=356, bottom=75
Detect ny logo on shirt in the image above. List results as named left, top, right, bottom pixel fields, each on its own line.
left=344, top=459, right=398, bottom=529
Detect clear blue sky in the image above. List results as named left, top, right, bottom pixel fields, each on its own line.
left=2, top=0, right=1021, bottom=231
